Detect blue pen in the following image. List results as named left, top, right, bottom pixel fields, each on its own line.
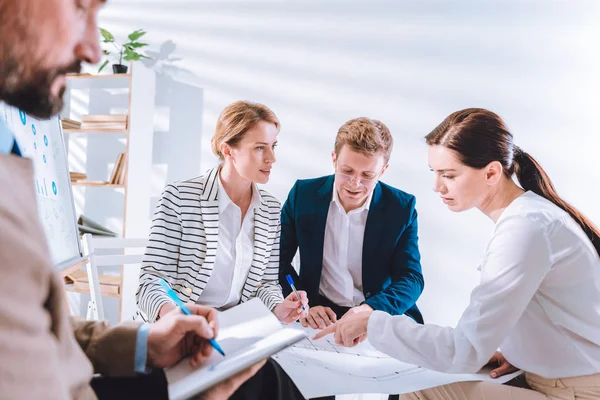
left=286, top=274, right=306, bottom=311
left=158, top=279, right=225, bottom=356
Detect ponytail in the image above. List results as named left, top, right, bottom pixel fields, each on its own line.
left=425, top=107, right=600, bottom=257
left=513, top=146, right=600, bottom=257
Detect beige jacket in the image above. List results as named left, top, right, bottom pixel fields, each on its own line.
left=0, top=154, right=139, bottom=399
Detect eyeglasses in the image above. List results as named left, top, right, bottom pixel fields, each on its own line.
left=335, top=170, right=379, bottom=188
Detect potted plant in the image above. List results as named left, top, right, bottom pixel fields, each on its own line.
left=98, top=28, right=151, bottom=74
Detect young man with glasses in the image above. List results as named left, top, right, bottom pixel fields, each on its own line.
left=279, top=117, right=424, bottom=332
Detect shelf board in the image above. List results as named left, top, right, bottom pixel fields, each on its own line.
left=66, top=73, right=131, bottom=79
left=65, top=285, right=121, bottom=298
left=71, top=181, right=125, bottom=188
left=63, top=128, right=128, bottom=134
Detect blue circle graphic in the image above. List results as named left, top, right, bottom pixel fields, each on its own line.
left=43, top=154, right=47, bottom=163
left=44, top=135, right=48, bottom=146
left=32, top=124, right=36, bottom=135
left=19, top=110, right=26, bottom=125
left=52, top=182, right=57, bottom=195
left=33, top=143, right=37, bottom=150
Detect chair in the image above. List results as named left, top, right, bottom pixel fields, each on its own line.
left=75, top=233, right=148, bottom=321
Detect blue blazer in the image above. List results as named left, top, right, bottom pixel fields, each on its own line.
left=279, top=175, right=424, bottom=323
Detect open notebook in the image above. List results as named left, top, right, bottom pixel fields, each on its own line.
left=165, top=298, right=306, bottom=400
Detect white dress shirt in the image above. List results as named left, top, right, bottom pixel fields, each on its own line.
left=0, top=118, right=15, bottom=154
left=196, top=175, right=260, bottom=309
left=320, top=184, right=373, bottom=307
left=368, top=191, right=600, bottom=378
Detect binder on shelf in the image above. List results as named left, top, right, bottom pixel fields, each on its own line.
left=109, top=153, right=125, bottom=184
left=77, top=215, right=117, bottom=237
left=117, top=153, right=128, bottom=185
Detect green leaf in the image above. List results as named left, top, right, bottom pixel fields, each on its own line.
left=102, top=49, right=110, bottom=55
left=123, top=53, right=139, bottom=61
left=99, top=27, right=114, bottom=42
left=123, top=48, right=136, bottom=61
left=128, top=42, right=148, bottom=48
left=128, top=29, right=147, bottom=42
left=98, top=59, right=109, bottom=73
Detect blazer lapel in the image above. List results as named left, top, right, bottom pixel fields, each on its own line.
left=190, top=166, right=220, bottom=303
left=240, top=200, right=272, bottom=302
left=304, top=176, right=334, bottom=283
left=362, top=182, right=385, bottom=289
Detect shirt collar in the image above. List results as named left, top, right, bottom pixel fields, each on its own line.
left=217, top=168, right=262, bottom=211
left=331, top=179, right=373, bottom=214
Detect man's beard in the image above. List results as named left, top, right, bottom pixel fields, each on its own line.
left=0, top=57, right=81, bottom=119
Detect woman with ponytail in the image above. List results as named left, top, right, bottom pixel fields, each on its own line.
left=315, top=108, right=600, bottom=399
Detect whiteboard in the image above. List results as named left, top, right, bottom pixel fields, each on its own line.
left=0, top=102, right=82, bottom=270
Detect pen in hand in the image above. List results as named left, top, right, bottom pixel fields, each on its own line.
left=158, top=278, right=226, bottom=356
left=286, top=274, right=306, bottom=311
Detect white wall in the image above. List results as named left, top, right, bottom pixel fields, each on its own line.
left=91, top=0, right=600, bottom=327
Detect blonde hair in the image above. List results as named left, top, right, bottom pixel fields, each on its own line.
left=211, top=101, right=280, bottom=160
left=334, top=117, right=393, bottom=162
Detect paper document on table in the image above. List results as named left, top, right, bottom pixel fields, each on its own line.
left=272, top=324, right=522, bottom=398
left=165, top=299, right=306, bottom=400
left=289, top=324, right=391, bottom=358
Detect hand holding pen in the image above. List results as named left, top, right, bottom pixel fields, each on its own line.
left=272, top=274, right=310, bottom=324
left=145, top=301, right=225, bottom=369
left=158, top=279, right=226, bottom=358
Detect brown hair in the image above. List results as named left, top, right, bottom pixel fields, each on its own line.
left=425, top=108, right=600, bottom=257
left=334, top=117, right=393, bottom=162
left=211, top=101, right=280, bottom=160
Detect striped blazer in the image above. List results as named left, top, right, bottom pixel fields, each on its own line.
left=136, top=166, right=285, bottom=322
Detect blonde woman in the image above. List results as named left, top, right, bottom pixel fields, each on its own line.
left=137, top=101, right=308, bottom=324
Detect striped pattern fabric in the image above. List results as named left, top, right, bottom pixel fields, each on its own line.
left=136, top=166, right=285, bottom=322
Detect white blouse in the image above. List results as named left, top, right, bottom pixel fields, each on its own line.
left=196, top=174, right=260, bottom=309
left=367, top=191, right=600, bottom=378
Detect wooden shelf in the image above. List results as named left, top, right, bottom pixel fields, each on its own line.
left=66, top=73, right=131, bottom=79
left=63, top=128, right=128, bottom=134
left=71, top=181, right=125, bottom=188
left=62, top=63, right=136, bottom=321
left=65, top=285, right=121, bottom=298
left=63, top=270, right=121, bottom=298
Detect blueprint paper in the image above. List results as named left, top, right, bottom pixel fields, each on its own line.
left=272, top=324, right=522, bottom=398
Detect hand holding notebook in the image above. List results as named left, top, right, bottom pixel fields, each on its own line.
left=165, top=298, right=307, bottom=400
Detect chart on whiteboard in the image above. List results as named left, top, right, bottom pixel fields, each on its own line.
left=1, top=103, right=81, bottom=267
